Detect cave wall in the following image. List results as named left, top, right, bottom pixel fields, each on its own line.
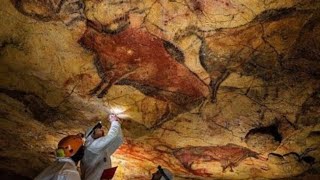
left=1, top=0, right=320, bottom=179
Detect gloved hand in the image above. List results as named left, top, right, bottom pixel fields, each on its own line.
left=109, top=114, right=119, bottom=122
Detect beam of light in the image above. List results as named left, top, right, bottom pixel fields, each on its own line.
left=111, top=107, right=125, bottom=115
left=108, top=106, right=130, bottom=119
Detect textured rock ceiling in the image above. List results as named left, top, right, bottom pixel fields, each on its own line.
left=1, top=0, right=320, bottom=179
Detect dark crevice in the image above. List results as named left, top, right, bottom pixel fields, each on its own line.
left=0, top=88, right=59, bottom=122
left=301, top=156, right=316, bottom=165
left=308, top=131, right=320, bottom=137
left=245, top=124, right=282, bottom=143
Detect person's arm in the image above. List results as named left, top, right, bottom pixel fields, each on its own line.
left=106, top=122, right=123, bottom=155
left=89, top=120, right=123, bottom=154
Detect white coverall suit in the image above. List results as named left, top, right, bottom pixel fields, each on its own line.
left=34, top=158, right=80, bottom=180
left=81, top=120, right=123, bottom=180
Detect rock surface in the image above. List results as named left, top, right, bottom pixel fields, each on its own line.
left=1, top=0, right=320, bottom=179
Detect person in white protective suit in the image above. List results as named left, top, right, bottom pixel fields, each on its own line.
left=81, top=114, right=124, bottom=180
left=34, top=134, right=85, bottom=180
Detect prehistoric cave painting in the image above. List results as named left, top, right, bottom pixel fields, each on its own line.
left=200, top=8, right=316, bottom=104
left=92, top=12, right=132, bottom=34
left=297, top=89, right=320, bottom=126
left=253, top=8, right=298, bottom=23
left=186, top=0, right=236, bottom=15
left=268, top=148, right=318, bottom=166
left=286, top=12, right=320, bottom=78
left=173, top=143, right=262, bottom=175
left=162, top=41, right=185, bottom=64
left=199, top=40, right=230, bottom=103
left=116, top=140, right=178, bottom=173
left=79, top=20, right=210, bottom=107
left=0, top=38, right=24, bottom=55
left=11, top=0, right=85, bottom=25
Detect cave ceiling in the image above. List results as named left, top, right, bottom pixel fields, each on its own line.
left=1, top=0, right=320, bottom=179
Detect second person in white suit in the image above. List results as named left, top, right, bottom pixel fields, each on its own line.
left=81, top=114, right=123, bottom=180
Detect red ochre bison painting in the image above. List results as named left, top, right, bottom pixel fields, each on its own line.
left=173, top=144, right=262, bottom=175
left=79, top=20, right=209, bottom=106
